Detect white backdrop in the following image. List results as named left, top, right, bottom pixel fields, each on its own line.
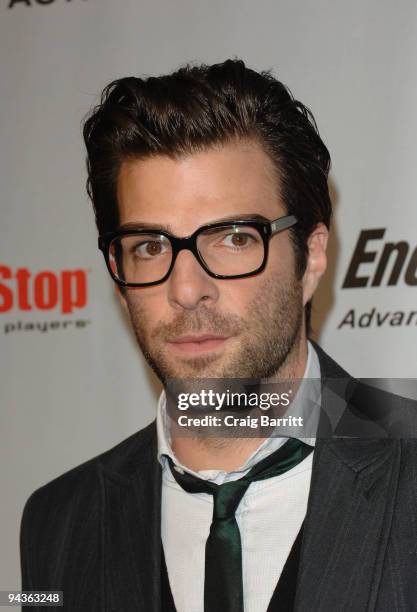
left=1, top=0, right=416, bottom=594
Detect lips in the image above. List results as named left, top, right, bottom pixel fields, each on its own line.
left=167, top=333, right=229, bottom=355
left=171, top=334, right=227, bottom=343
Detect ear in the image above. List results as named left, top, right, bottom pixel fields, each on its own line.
left=302, top=223, right=329, bottom=305
left=115, top=284, right=130, bottom=317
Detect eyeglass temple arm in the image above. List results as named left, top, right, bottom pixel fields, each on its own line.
left=270, top=215, right=298, bottom=236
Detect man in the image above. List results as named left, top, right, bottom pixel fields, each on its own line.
left=20, top=59, right=417, bottom=611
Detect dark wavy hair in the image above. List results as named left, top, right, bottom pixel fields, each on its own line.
left=83, top=59, right=332, bottom=333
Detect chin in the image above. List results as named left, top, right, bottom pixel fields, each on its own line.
left=145, top=350, right=223, bottom=382
left=168, top=357, right=226, bottom=379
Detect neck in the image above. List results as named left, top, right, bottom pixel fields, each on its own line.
left=170, top=337, right=309, bottom=472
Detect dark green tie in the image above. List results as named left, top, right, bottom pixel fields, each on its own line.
left=167, top=438, right=313, bottom=612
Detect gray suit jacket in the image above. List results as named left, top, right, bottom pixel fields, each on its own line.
left=20, top=344, right=417, bottom=611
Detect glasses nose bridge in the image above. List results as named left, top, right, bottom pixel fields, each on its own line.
left=170, top=233, right=204, bottom=270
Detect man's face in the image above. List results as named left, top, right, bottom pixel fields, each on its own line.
left=116, top=139, right=324, bottom=383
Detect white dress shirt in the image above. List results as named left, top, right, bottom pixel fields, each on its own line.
left=157, top=341, right=321, bottom=612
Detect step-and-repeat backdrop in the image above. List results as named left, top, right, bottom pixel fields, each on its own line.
left=1, top=0, right=416, bottom=592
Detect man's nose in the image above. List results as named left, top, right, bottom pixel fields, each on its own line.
left=167, top=249, right=219, bottom=310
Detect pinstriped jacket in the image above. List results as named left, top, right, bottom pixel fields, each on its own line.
left=20, top=343, right=417, bottom=611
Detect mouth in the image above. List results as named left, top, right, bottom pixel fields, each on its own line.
left=167, top=334, right=230, bottom=356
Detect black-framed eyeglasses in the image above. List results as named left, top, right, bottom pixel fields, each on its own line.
left=98, top=214, right=298, bottom=287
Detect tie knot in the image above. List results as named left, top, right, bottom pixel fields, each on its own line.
left=213, top=480, right=250, bottom=520
left=167, top=439, right=313, bottom=520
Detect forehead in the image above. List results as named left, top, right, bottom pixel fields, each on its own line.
left=116, top=139, right=285, bottom=234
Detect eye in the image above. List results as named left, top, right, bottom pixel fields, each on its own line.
left=221, top=232, right=257, bottom=248
left=133, top=239, right=169, bottom=259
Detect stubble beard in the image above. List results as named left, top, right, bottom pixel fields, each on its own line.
left=124, top=274, right=304, bottom=384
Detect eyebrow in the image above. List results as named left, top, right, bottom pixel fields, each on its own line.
left=118, top=213, right=270, bottom=232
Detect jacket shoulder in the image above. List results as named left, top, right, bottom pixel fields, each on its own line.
left=20, top=421, right=157, bottom=588
left=23, top=420, right=156, bottom=513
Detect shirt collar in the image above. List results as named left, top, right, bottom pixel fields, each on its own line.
left=157, top=340, right=320, bottom=482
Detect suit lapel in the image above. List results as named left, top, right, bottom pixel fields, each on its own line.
left=295, top=438, right=401, bottom=611
left=295, top=344, right=402, bottom=611
left=100, top=424, right=162, bottom=612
